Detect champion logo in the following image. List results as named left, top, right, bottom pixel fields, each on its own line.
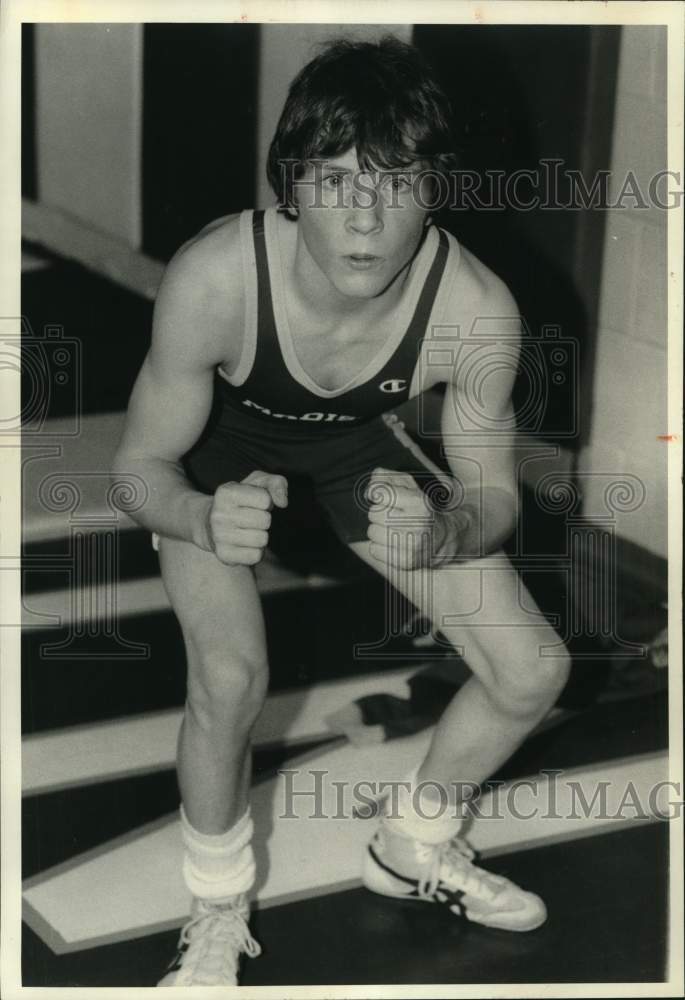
left=379, top=379, right=407, bottom=393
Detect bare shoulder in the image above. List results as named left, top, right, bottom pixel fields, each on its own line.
left=415, top=236, right=520, bottom=393
left=151, top=213, right=246, bottom=370
left=445, top=243, right=519, bottom=321
left=167, top=212, right=244, bottom=305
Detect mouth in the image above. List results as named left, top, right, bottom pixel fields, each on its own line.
left=345, top=253, right=383, bottom=270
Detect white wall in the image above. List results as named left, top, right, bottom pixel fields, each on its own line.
left=256, top=24, right=412, bottom=210
left=579, top=27, right=668, bottom=558
left=35, top=24, right=143, bottom=248
left=32, top=24, right=411, bottom=242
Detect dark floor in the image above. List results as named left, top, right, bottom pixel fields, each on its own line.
left=21, top=685, right=671, bottom=986
left=22, top=822, right=668, bottom=986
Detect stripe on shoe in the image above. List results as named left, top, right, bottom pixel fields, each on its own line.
left=367, top=842, right=466, bottom=914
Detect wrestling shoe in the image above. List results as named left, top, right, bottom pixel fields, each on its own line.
left=362, top=823, right=547, bottom=932
left=157, top=894, right=261, bottom=986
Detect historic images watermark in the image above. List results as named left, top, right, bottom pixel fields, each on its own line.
left=278, top=769, right=683, bottom=823
left=282, top=158, right=683, bottom=213
left=2, top=316, right=151, bottom=658
left=1, top=318, right=82, bottom=437
left=346, top=309, right=647, bottom=660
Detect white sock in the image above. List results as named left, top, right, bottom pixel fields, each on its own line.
left=381, top=767, right=465, bottom=845
left=180, top=805, right=256, bottom=900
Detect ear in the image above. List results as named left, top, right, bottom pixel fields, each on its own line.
left=283, top=189, right=300, bottom=219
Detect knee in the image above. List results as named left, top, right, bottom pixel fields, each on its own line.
left=186, top=650, right=268, bottom=732
left=491, top=649, right=571, bottom=721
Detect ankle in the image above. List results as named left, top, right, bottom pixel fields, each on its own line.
left=181, top=806, right=256, bottom=899
left=381, top=767, right=465, bottom=846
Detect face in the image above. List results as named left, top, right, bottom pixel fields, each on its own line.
left=292, top=147, right=431, bottom=301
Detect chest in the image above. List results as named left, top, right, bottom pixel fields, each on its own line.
left=268, top=214, right=425, bottom=393
left=290, top=321, right=398, bottom=392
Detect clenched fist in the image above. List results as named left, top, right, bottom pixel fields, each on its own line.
left=366, top=467, right=469, bottom=570
left=207, top=470, right=288, bottom=566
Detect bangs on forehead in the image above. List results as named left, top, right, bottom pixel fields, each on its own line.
left=266, top=37, right=457, bottom=210
left=303, top=109, right=425, bottom=173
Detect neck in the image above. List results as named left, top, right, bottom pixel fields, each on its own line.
left=282, top=218, right=425, bottom=321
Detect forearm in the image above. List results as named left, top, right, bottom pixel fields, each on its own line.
left=111, top=452, right=213, bottom=551
left=433, top=483, right=517, bottom=563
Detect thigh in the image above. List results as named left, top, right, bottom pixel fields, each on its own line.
left=157, top=535, right=268, bottom=670
left=348, top=539, right=563, bottom=685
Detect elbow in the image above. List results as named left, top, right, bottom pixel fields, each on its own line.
left=109, top=446, right=151, bottom=498
left=110, top=445, right=133, bottom=483
left=483, top=486, right=518, bottom=552
left=498, top=512, right=517, bottom=549
left=499, top=489, right=519, bottom=540
left=110, top=448, right=138, bottom=516
left=109, top=448, right=156, bottom=522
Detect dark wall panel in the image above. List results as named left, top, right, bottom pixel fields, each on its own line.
left=413, top=25, right=620, bottom=451
left=142, top=24, right=259, bottom=261
left=22, top=23, right=37, bottom=201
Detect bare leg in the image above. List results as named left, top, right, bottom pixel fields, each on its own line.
left=158, top=536, right=269, bottom=833
left=349, top=542, right=571, bottom=804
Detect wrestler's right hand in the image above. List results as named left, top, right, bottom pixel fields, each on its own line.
left=207, top=470, right=288, bottom=566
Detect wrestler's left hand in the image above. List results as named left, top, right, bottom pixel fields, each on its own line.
left=365, top=467, right=467, bottom=570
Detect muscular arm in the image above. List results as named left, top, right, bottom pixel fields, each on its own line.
left=111, top=225, right=241, bottom=550
left=433, top=275, right=521, bottom=562
left=367, top=270, right=521, bottom=570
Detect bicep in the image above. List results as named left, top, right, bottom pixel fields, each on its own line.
left=439, top=282, right=521, bottom=492
left=440, top=379, right=517, bottom=492
left=116, top=354, right=215, bottom=464
left=116, top=246, right=230, bottom=464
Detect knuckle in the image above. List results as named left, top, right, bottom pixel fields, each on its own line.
left=251, top=488, right=270, bottom=510
left=368, top=524, right=383, bottom=544
left=208, top=508, right=224, bottom=532
left=216, top=482, right=237, bottom=502
left=214, top=546, right=235, bottom=564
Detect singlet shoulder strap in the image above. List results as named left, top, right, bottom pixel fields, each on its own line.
left=250, top=208, right=280, bottom=349
left=252, top=208, right=270, bottom=321
left=235, top=207, right=295, bottom=395
left=252, top=207, right=266, bottom=237
left=407, top=227, right=450, bottom=336
left=385, top=227, right=450, bottom=375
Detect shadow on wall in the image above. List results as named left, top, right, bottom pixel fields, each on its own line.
left=414, top=24, right=621, bottom=455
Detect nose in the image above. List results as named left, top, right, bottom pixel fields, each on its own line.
left=345, top=177, right=383, bottom=235
left=346, top=203, right=383, bottom=236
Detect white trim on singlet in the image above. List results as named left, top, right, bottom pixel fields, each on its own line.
left=381, top=412, right=442, bottom=474
left=217, top=210, right=259, bottom=388
left=264, top=206, right=440, bottom=400
left=407, top=228, right=462, bottom=399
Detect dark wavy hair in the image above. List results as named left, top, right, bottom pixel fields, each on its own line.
left=267, top=37, right=458, bottom=216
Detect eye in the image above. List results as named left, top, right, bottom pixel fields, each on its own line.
left=382, top=173, right=412, bottom=193
left=324, top=173, right=345, bottom=188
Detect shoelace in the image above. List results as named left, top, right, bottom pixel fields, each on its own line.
left=416, top=836, right=500, bottom=901
left=177, top=904, right=261, bottom=984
